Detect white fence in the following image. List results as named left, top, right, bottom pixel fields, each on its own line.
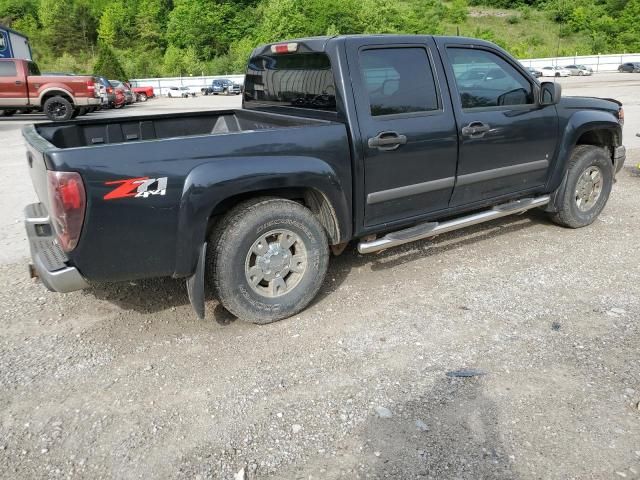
left=129, top=74, right=245, bottom=97
left=520, top=53, right=640, bottom=72
left=130, top=52, right=640, bottom=96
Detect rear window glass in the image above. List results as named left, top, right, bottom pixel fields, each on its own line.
left=244, top=53, right=336, bottom=111
left=0, top=61, right=17, bottom=76
left=27, top=61, right=40, bottom=75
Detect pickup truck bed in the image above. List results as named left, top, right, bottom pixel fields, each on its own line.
left=25, top=108, right=351, bottom=284
left=36, top=109, right=324, bottom=148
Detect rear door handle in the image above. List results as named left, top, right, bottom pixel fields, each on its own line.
left=368, top=131, right=407, bottom=151
left=461, top=122, right=491, bottom=138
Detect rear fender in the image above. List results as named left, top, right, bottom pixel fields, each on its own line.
left=173, top=156, right=351, bottom=277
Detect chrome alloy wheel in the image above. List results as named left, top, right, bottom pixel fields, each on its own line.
left=575, top=166, right=603, bottom=212
left=244, top=229, right=307, bottom=298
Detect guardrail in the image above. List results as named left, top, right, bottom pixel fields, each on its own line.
left=519, top=53, right=640, bottom=72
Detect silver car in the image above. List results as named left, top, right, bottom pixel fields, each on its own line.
left=565, top=65, right=592, bottom=76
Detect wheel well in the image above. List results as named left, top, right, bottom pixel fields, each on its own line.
left=207, top=188, right=341, bottom=244
left=575, top=129, right=618, bottom=163
left=41, top=91, right=74, bottom=107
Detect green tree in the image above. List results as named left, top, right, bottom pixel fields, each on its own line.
left=136, top=0, right=170, bottom=50
left=167, top=0, right=236, bottom=58
left=38, top=0, right=84, bottom=54
left=94, top=43, right=127, bottom=78
left=98, top=0, right=132, bottom=48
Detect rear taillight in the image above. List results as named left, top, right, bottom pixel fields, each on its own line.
left=87, top=80, right=99, bottom=97
left=618, top=106, right=624, bottom=126
left=107, top=87, right=113, bottom=94
left=47, top=171, right=86, bottom=252
left=270, top=42, right=298, bottom=54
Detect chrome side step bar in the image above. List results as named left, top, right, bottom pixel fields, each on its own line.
left=357, top=196, right=550, bottom=254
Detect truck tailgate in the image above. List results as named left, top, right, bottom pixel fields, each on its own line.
left=23, top=125, right=53, bottom=214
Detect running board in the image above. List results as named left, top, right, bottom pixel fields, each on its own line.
left=357, top=196, right=550, bottom=254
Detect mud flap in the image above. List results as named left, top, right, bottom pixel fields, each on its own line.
left=186, top=243, right=207, bottom=319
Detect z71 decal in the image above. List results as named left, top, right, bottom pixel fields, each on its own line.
left=104, top=177, right=168, bottom=200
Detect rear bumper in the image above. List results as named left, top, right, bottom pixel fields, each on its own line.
left=614, top=145, right=626, bottom=174
left=75, top=97, right=101, bottom=107
left=24, top=203, right=89, bottom=293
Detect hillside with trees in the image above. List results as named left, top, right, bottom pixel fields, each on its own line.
left=1, top=0, right=639, bottom=79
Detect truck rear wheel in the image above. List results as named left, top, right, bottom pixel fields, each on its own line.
left=43, top=96, right=74, bottom=121
left=209, top=198, right=329, bottom=324
left=549, top=145, right=613, bottom=228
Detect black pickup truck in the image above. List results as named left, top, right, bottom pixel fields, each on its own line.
left=23, top=35, right=625, bottom=324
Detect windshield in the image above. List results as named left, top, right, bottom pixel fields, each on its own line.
left=244, top=52, right=336, bottom=111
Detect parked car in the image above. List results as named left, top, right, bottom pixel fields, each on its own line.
left=23, top=35, right=625, bottom=325
left=565, top=65, right=592, bottom=76
left=130, top=85, right=154, bottom=102
left=110, top=80, right=134, bottom=104
left=203, top=78, right=242, bottom=95
left=108, top=81, right=126, bottom=109
left=525, top=66, right=542, bottom=78
left=167, top=86, right=195, bottom=98
left=574, top=64, right=593, bottom=73
left=541, top=66, right=571, bottom=77
left=94, top=75, right=115, bottom=108
left=618, top=62, right=640, bottom=73
left=0, top=58, right=100, bottom=121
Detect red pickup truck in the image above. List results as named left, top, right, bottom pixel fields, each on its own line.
left=0, top=58, right=100, bottom=121
left=130, top=85, right=154, bottom=102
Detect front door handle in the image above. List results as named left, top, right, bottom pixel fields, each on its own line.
left=461, top=122, right=491, bottom=138
left=15, top=80, right=22, bottom=86
left=368, top=131, right=408, bottom=151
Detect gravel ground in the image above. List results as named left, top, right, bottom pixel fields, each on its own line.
left=1, top=82, right=640, bottom=480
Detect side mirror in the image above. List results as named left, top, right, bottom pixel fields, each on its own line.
left=540, top=81, right=561, bottom=105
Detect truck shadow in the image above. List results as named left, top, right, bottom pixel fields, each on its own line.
left=359, top=374, right=519, bottom=479
left=86, top=211, right=551, bottom=321
left=313, top=210, right=551, bottom=304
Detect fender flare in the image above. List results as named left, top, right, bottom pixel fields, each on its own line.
left=38, top=86, right=76, bottom=106
left=173, top=155, right=351, bottom=277
left=546, top=111, right=621, bottom=193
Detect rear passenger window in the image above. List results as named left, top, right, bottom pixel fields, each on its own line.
left=360, top=48, right=439, bottom=116
left=448, top=47, right=534, bottom=108
left=0, top=61, right=17, bottom=77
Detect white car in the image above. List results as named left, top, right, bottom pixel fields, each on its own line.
left=540, top=66, right=571, bottom=77
left=167, top=86, right=196, bottom=98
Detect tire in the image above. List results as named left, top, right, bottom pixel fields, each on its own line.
left=549, top=145, right=613, bottom=229
left=78, top=107, right=87, bottom=116
left=555, top=72, right=560, bottom=77
left=43, top=96, right=74, bottom=122
left=70, top=108, right=80, bottom=119
left=138, top=93, right=148, bottom=102
left=578, top=71, right=583, bottom=76
left=209, top=198, right=330, bottom=324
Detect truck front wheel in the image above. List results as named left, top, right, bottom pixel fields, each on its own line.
left=549, top=145, right=613, bottom=228
left=209, top=198, right=329, bottom=324
left=43, top=96, right=74, bottom=121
